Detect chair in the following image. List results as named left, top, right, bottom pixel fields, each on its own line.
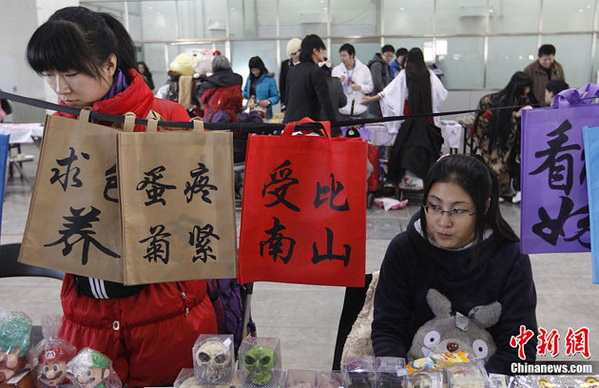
left=332, top=273, right=373, bottom=371
left=0, top=243, right=64, bottom=280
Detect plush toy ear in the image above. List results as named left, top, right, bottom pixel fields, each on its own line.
left=102, top=369, right=110, bottom=380
left=468, top=302, right=502, bottom=328
left=426, top=289, right=452, bottom=318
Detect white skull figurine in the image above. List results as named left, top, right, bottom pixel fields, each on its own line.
left=194, top=340, right=230, bottom=384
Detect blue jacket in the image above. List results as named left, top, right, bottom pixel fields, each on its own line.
left=243, top=73, right=280, bottom=119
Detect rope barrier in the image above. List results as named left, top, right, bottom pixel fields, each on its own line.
left=0, top=88, right=540, bottom=134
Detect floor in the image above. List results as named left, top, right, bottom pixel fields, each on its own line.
left=1, top=143, right=598, bottom=373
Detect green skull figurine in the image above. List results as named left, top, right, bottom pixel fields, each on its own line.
left=243, top=345, right=277, bottom=385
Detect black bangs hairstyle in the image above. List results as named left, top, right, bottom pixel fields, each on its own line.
left=300, top=34, right=326, bottom=63
left=420, top=155, right=518, bottom=256
left=26, top=6, right=136, bottom=79
left=405, top=48, right=433, bottom=117
left=248, top=56, right=268, bottom=80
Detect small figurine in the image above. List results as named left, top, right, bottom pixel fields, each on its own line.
left=243, top=345, right=277, bottom=385
left=36, top=342, right=76, bottom=387
left=0, top=311, right=32, bottom=383
left=194, top=339, right=232, bottom=384
left=67, top=348, right=121, bottom=388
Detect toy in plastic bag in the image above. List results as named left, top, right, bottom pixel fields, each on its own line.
left=316, top=371, right=345, bottom=388
left=374, top=357, right=407, bottom=388
left=345, top=355, right=374, bottom=387
left=507, top=375, right=534, bottom=388
left=0, top=309, right=32, bottom=383
left=34, top=339, right=77, bottom=387
left=285, top=369, right=316, bottom=388
left=445, top=362, right=489, bottom=388
left=406, top=371, right=444, bottom=388
left=532, top=376, right=561, bottom=388
left=30, top=314, right=77, bottom=388
left=238, top=337, right=282, bottom=387
left=193, top=334, right=234, bottom=385
left=406, top=351, right=470, bottom=375
left=67, top=348, right=121, bottom=388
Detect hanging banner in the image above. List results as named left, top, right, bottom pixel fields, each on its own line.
left=238, top=118, right=367, bottom=287
left=521, top=104, right=599, bottom=254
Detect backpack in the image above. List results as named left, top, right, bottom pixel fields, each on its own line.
left=207, top=278, right=256, bottom=356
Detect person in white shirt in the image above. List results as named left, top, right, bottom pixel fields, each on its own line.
left=332, top=43, right=374, bottom=120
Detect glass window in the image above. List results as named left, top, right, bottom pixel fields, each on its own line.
left=141, top=43, right=169, bottom=89
left=228, top=0, right=277, bottom=39
left=436, top=37, right=485, bottom=89
left=436, top=0, right=488, bottom=35
left=139, top=1, right=178, bottom=41
left=542, top=34, right=593, bottom=89
left=542, top=0, right=595, bottom=33
left=330, top=0, right=378, bottom=36
left=279, top=0, right=329, bottom=37
left=383, top=0, right=434, bottom=35
left=177, top=0, right=227, bottom=40
left=487, top=0, right=540, bottom=34
left=486, top=36, right=539, bottom=89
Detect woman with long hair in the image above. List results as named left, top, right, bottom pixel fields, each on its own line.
left=242, top=56, right=279, bottom=120
left=372, top=154, right=537, bottom=375
left=474, top=71, right=532, bottom=199
left=26, top=7, right=217, bottom=386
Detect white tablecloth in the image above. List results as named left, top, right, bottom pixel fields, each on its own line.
left=0, top=123, right=44, bottom=144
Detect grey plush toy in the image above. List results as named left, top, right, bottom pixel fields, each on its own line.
left=407, top=289, right=502, bottom=362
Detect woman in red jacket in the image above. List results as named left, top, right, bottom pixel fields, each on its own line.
left=26, top=7, right=217, bottom=387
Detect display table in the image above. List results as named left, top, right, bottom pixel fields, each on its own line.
left=0, top=123, right=44, bottom=144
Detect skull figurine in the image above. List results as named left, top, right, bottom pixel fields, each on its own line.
left=194, top=340, right=230, bottom=384
left=243, top=345, right=277, bottom=385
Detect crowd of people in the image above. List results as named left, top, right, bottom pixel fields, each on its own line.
left=21, top=5, right=570, bottom=384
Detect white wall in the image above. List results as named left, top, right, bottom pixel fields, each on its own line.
left=0, top=0, right=43, bottom=99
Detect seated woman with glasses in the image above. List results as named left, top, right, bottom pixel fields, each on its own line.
left=371, top=154, right=537, bottom=375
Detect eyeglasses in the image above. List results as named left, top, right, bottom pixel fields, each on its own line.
left=423, top=203, right=475, bottom=218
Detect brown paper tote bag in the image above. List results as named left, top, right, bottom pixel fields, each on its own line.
left=19, top=110, right=126, bottom=282
left=117, top=118, right=237, bottom=285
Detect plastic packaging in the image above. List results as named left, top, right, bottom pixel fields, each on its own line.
left=66, top=347, right=121, bottom=388
left=374, top=357, right=407, bottom=388
left=285, top=369, right=316, bottom=388
left=406, top=370, right=444, bottom=388
left=238, top=337, right=282, bottom=387
left=446, top=362, right=489, bottom=388
left=316, top=371, right=345, bottom=388
left=0, top=308, right=32, bottom=383
left=406, top=351, right=470, bottom=375
left=193, top=334, right=235, bottom=385
left=32, top=337, right=77, bottom=388
left=345, top=355, right=375, bottom=387
left=174, top=368, right=248, bottom=388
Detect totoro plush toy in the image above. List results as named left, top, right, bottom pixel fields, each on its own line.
left=407, top=289, right=502, bottom=362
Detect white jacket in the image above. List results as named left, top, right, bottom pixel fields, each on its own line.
left=332, top=58, right=374, bottom=116
left=379, top=69, right=448, bottom=134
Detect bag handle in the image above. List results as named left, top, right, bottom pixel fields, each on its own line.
left=190, top=117, right=205, bottom=133
left=123, top=112, right=136, bottom=132
left=78, top=107, right=92, bottom=122
left=282, top=117, right=331, bottom=138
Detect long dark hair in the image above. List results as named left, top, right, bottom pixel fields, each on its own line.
left=248, top=56, right=268, bottom=81
left=27, top=6, right=136, bottom=80
left=405, top=48, right=433, bottom=116
left=488, top=71, right=532, bottom=149
left=421, top=155, right=518, bottom=256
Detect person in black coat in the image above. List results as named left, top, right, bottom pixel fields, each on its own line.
left=283, top=34, right=336, bottom=123
left=279, top=38, right=301, bottom=111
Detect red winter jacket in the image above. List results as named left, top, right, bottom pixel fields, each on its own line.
left=55, top=69, right=217, bottom=387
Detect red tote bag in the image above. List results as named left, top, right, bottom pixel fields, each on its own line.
left=238, top=118, right=368, bottom=287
